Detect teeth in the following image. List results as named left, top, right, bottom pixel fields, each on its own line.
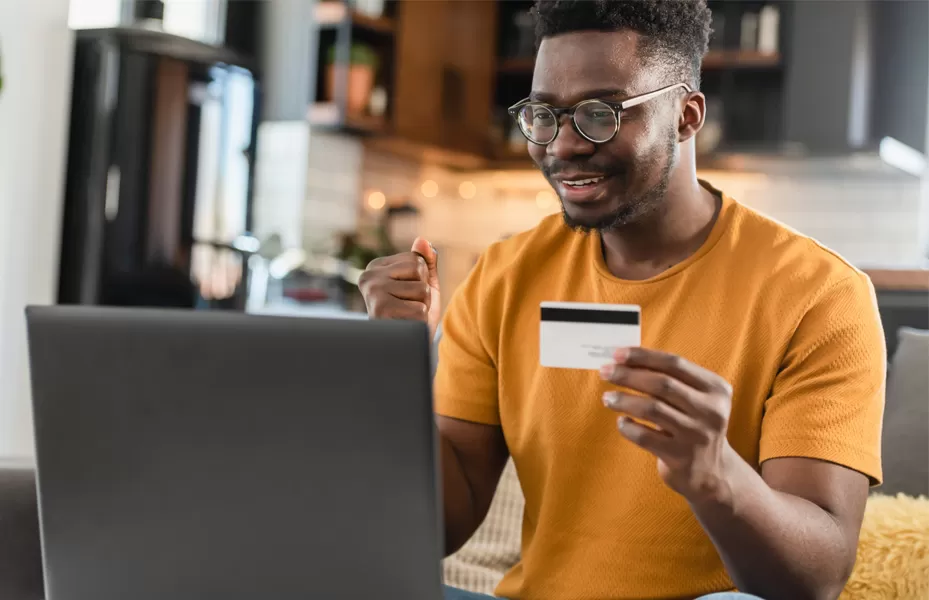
left=564, top=177, right=604, bottom=187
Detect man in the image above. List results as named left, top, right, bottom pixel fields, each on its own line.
left=359, top=1, right=885, bottom=599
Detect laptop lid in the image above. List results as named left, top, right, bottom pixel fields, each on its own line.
left=26, top=306, right=443, bottom=600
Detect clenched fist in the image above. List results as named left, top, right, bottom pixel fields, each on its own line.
left=358, top=237, right=441, bottom=338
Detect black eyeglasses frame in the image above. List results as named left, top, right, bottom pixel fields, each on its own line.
left=507, top=82, right=693, bottom=145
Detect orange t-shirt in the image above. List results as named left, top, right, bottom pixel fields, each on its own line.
left=434, top=182, right=885, bottom=600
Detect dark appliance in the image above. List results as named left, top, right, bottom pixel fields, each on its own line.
left=58, top=26, right=260, bottom=310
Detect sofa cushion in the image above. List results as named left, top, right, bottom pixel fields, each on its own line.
left=435, top=323, right=525, bottom=593
left=442, top=459, right=524, bottom=594
left=881, top=327, right=929, bottom=497
left=0, top=464, right=44, bottom=600
left=840, top=493, right=929, bottom=600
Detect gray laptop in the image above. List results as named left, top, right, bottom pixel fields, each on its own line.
left=25, top=306, right=443, bottom=600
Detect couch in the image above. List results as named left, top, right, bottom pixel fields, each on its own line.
left=1, top=297, right=926, bottom=600
left=0, top=462, right=44, bottom=599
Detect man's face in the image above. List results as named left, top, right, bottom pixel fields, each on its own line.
left=528, top=31, right=682, bottom=232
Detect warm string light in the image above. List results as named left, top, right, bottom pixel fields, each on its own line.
left=366, top=190, right=386, bottom=210
left=420, top=180, right=438, bottom=198
left=458, top=181, right=477, bottom=199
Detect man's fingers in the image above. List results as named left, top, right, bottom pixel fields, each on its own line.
left=359, top=245, right=438, bottom=326
left=603, top=391, right=702, bottom=438
left=411, top=237, right=440, bottom=288
left=373, top=299, right=428, bottom=322
left=390, top=300, right=429, bottom=321
left=366, top=253, right=406, bottom=268
left=386, top=280, right=431, bottom=302
left=367, top=256, right=429, bottom=282
left=615, top=347, right=731, bottom=395
left=601, top=364, right=698, bottom=416
left=617, top=416, right=677, bottom=456
left=411, top=237, right=437, bottom=269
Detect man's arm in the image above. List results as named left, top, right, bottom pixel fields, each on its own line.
left=359, top=239, right=509, bottom=555
left=690, top=452, right=867, bottom=600
left=603, top=272, right=883, bottom=599
left=438, top=416, right=509, bottom=555
left=602, top=344, right=875, bottom=600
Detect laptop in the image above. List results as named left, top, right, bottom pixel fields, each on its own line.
left=25, top=305, right=443, bottom=600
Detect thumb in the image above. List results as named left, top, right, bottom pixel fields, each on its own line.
left=411, top=237, right=439, bottom=288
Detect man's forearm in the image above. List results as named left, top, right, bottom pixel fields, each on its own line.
left=434, top=416, right=509, bottom=557
left=689, top=450, right=855, bottom=600
left=439, top=433, right=479, bottom=556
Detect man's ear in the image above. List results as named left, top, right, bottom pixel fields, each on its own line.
left=678, top=91, right=706, bottom=143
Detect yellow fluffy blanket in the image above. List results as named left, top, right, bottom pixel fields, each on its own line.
left=840, top=493, right=929, bottom=600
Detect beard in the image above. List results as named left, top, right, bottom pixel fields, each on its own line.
left=559, top=131, right=678, bottom=234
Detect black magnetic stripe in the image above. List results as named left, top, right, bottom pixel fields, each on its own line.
left=540, top=307, right=639, bottom=325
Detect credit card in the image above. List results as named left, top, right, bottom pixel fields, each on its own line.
left=539, top=301, right=641, bottom=370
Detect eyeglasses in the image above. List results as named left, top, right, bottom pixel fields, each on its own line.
left=508, top=82, right=692, bottom=145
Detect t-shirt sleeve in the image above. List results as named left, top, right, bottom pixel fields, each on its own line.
left=433, top=253, right=500, bottom=425
left=759, top=272, right=886, bottom=484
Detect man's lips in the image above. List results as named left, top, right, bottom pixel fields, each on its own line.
left=559, top=176, right=606, bottom=188
left=555, top=175, right=612, bottom=203
left=551, top=173, right=608, bottom=184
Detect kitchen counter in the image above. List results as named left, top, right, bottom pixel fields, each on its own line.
left=864, top=269, right=929, bottom=291
left=249, top=299, right=368, bottom=320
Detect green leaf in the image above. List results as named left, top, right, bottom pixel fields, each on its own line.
left=327, top=42, right=379, bottom=69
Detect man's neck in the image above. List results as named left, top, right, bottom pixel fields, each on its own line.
left=599, top=176, right=720, bottom=281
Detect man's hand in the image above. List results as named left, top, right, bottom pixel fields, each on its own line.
left=601, top=346, right=871, bottom=600
left=600, top=347, right=737, bottom=503
left=360, top=241, right=508, bottom=555
left=358, top=237, right=441, bottom=338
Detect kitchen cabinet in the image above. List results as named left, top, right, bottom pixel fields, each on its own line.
left=490, top=0, right=792, bottom=165
left=392, top=0, right=498, bottom=156
left=782, top=0, right=929, bottom=155
left=307, top=0, right=927, bottom=171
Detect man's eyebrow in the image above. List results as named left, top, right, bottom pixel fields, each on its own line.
left=529, top=88, right=631, bottom=103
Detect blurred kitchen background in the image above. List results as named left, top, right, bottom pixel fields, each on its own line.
left=0, top=0, right=927, bottom=454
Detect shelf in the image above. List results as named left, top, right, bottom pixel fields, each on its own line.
left=702, top=50, right=782, bottom=70
left=497, top=56, right=535, bottom=75
left=864, top=269, right=929, bottom=291
left=488, top=143, right=535, bottom=170
left=307, top=103, right=388, bottom=135
left=364, top=137, right=489, bottom=171
left=315, top=2, right=395, bottom=35
left=495, top=144, right=529, bottom=160
left=497, top=50, right=781, bottom=76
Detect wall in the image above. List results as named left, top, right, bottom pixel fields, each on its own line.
left=298, top=133, right=926, bottom=304
left=360, top=148, right=928, bottom=296
left=304, top=132, right=363, bottom=253
left=252, top=121, right=311, bottom=251
left=0, top=0, right=74, bottom=457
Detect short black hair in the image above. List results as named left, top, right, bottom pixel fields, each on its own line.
left=533, top=0, right=712, bottom=87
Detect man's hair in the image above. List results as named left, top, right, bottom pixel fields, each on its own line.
left=533, top=0, right=712, bottom=87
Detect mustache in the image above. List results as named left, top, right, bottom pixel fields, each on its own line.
left=542, top=160, right=624, bottom=178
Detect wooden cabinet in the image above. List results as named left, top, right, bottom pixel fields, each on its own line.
left=392, top=0, right=498, bottom=156
left=305, top=0, right=928, bottom=170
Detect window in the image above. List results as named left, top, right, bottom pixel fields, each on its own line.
left=162, top=0, right=226, bottom=45
left=69, top=0, right=122, bottom=29
left=69, top=0, right=226, bottom=45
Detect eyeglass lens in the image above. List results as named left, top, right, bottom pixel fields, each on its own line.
left=516, top=101, right=618, bottom=144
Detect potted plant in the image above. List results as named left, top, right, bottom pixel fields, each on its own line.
left=326, top=43, right=378, bottom=116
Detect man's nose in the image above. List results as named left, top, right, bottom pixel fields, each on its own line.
left=546, top=116, right=596, bottom=160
